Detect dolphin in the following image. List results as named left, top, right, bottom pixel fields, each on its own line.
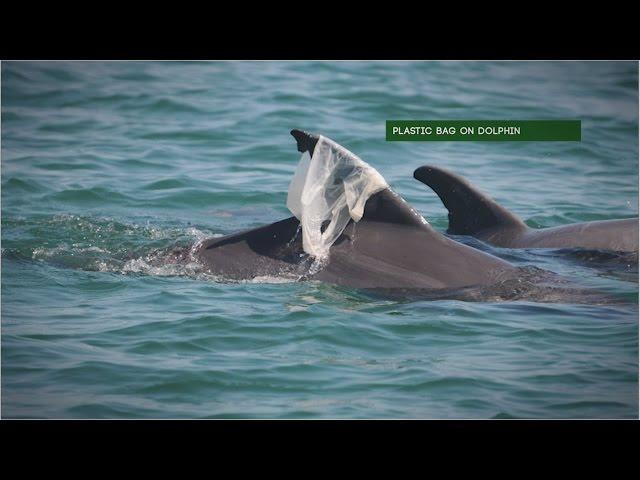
left=413, top=165, right=639, bottom=254
left=190, top=131, right=520, bottom=291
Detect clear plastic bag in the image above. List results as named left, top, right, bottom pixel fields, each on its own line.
left=286, top=135, right=388, bottom=259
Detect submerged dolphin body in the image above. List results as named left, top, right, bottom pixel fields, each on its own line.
left=414, top=165, right=639, bottom=255
left=191, top=131, right=518, bottom=291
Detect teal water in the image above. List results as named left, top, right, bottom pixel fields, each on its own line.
left=1, top=61, right=638, bottom=418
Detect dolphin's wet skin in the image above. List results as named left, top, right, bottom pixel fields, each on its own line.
left=6, top=129, right=634, bottom=304
left=414, top=165, right=639, bottom=253
left=151, top=130, right=638, bottom=305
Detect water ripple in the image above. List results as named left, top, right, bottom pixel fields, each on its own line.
left=2, top=60, right=637, bottom=419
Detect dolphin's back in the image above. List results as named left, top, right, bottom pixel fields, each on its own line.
left=517, top=218, right=639, bottom=251
left=194, top=216, right=305, bottom=280
left=414, top=164, right=639, bottom=254
left=194, top=187, right=515, bottom=288
left=315, top=216, right=513, bottom=289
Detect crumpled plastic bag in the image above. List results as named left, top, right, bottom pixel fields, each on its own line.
left=286, top=134, right=389, bottom=259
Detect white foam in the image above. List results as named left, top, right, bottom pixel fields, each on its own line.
left=246, top=275, right=298, bottom=284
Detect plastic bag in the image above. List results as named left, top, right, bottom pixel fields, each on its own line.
left=286, top=135, right=388, bottom=259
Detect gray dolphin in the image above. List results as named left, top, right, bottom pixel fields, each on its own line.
left=413, top=165, right=639, bottom=254
left=191, top=131, right=518, bottom=290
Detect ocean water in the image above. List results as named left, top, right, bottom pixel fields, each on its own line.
left=1, top=60, right=638, bottom=419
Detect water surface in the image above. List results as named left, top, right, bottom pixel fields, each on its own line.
left=2, top=61, right=638, bottom=418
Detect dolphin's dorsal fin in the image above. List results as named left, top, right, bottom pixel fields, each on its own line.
left=290, top=129, right=319, bottom=156
left=361, top=188, right=432, bottom=230
left=413, top=165, right=525, bottom=235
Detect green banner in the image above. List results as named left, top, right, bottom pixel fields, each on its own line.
left=386, top=120, right=581, bottom=141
